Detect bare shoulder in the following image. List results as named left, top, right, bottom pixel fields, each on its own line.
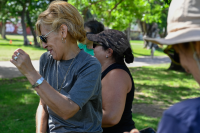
left=102, top=68, right=132, bottom=92
left=104, top=68, right=131, bottom=81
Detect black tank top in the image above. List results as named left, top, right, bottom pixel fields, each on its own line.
left=101, top=63, right=135, bottom=133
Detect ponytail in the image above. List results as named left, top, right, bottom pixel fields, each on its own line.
left=124, top=48, right=134, bottom=63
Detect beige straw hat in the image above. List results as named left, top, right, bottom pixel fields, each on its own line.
left=144, top=0, right=200, bottom=45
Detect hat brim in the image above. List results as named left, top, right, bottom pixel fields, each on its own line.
left=143, top=28, right=200, bottom=45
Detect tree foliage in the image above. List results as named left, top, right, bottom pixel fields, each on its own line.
left=69, top=0, right=169, bottom=33
left=0, top=0, right=49, bottom=45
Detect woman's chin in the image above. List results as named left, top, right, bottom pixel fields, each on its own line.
left=52, top=55, right=59, bottom=61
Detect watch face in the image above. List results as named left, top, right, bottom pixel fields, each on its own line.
left=32, top=77, right=44, bottom=88
left=38, top=79, right=43, bottom=84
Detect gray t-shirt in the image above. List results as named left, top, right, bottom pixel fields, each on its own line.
left=39, top=50, right=103, bottom=133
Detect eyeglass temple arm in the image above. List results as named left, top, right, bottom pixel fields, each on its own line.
left=44, top=29, right=55, bottom=37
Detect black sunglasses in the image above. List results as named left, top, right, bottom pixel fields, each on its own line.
left=93, top=42, right=102, bottom=48
left=39, top=29, right=55, bottom=43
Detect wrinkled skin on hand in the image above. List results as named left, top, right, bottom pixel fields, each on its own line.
left=10, top=48, right=36, bottom=77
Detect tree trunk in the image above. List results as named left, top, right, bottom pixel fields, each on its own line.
left=1, top=22, right=6, bottom=39
left=124, top=23, right=131, bottom=41
left=26, top=10, right=39, bottom=46
left=21, top=8, right=29, bottom=46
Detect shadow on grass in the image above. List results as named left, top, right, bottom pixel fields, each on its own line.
left=132, top=113, right=160, bottom=131
left=130, top=65, right=200, bottom=112
left=129, top=64, right=199, bottom=131
left=0, top=77, right=39, bottom=132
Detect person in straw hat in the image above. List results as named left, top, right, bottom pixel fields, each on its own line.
left=143, top=0, right=200, bottom=133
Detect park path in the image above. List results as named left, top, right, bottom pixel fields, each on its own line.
left=0, top=56, right=170, bottom=79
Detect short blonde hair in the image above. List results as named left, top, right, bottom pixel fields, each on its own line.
left=36, top=0, right=86, bottom=43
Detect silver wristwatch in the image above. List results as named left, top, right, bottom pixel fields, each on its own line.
left=32, top=77, right=44, bottom=88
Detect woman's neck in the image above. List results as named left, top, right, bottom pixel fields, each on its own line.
left=101, top=60, right=116, bottom=72
left=62, top=42, right=80, bottom=60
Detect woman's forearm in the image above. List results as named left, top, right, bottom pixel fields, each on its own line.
left=26, top=71, right=79, bottom=120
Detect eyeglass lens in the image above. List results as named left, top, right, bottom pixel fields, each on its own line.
left=39, top=36, right=47, bottom=43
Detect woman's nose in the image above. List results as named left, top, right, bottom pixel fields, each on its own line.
left=42, top=42, right=48, bottom=49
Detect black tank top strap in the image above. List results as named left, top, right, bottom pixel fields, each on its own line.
left=101, top=63, right=132, bottom=80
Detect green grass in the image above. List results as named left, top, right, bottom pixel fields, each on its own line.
left=132, top=113, right=160, bottom=131
left=0, top=77, right=39, bottom=132
left=130, top=40, right=167, bottom=57
left=1, top=64, right=199, bottom=131
left=0, top=35, right=167, bottom=61
left=129, top=64, right=199, bottom=130
left=0, top=35, right=46, bottom=61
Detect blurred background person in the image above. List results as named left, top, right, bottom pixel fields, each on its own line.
left=78, top=20, right=104, bottom=55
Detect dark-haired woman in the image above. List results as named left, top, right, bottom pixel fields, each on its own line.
left=87, top=29, right=139, bottom=133
left=78, top=20, right=104, bottom=55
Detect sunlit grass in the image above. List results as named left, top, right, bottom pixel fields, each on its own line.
left=0, top=35, right=46, bottom=61
left=131, top=64, right=199, bottom=131
left=130, top=40, right=167, bottom=57
left=0, top=77, right=39, bottom=132
left=1, top=64, right=199, bottom=132
left=132, top=113, right=160, bottom=130
left=0, top=35, right=167, bottom=61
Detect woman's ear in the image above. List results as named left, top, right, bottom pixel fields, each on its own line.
left=107, top=48, right=113, bottom=57
left=60, top=24, right=68, bottom=38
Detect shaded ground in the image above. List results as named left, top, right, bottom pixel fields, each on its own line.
left=1, top=64, right=199, bottom=131
left=132, top=103, right=165, bottom=118
left=130, top=64, right=200, bottom=119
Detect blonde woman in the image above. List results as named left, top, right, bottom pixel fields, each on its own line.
left=10, top=1, right=102, bottom=133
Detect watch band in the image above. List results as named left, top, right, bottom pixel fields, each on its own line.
left=32, top=77, right=44, bottom=88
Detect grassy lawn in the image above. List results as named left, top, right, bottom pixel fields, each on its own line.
left=0, top=77, right=39, bottom=132
left=130, top=40, right=166, bottom=57
left=129, top=64, right=200, bottom=130
left=0, top=35, right=46, bottom=61
left=0, top=35, right=167, bottom=61
left=1, top=64, right=199, bottom=132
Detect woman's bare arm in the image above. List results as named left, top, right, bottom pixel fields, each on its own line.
left=101, top=69, right=132, bottom=127
left=11, top=49, right=80, bottom=120
left=36, top=99, right=48, bottom=133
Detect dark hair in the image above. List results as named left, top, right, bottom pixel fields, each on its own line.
left=84, top=20, right=104, bottom=34
left=102, top=45, right=134, bottom=64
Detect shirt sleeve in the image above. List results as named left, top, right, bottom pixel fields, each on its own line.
left=157, top=113, right=187, bottom=133
left=66, top=61, right=102, bottom=110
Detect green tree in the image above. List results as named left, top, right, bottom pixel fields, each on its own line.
left=26, top=0, right=49, bottom=46
left=0, top=0, right=49, bottom=46
left=0, top=0, right=13, bottom=39
left=69, top=0, right=169, bottom=42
